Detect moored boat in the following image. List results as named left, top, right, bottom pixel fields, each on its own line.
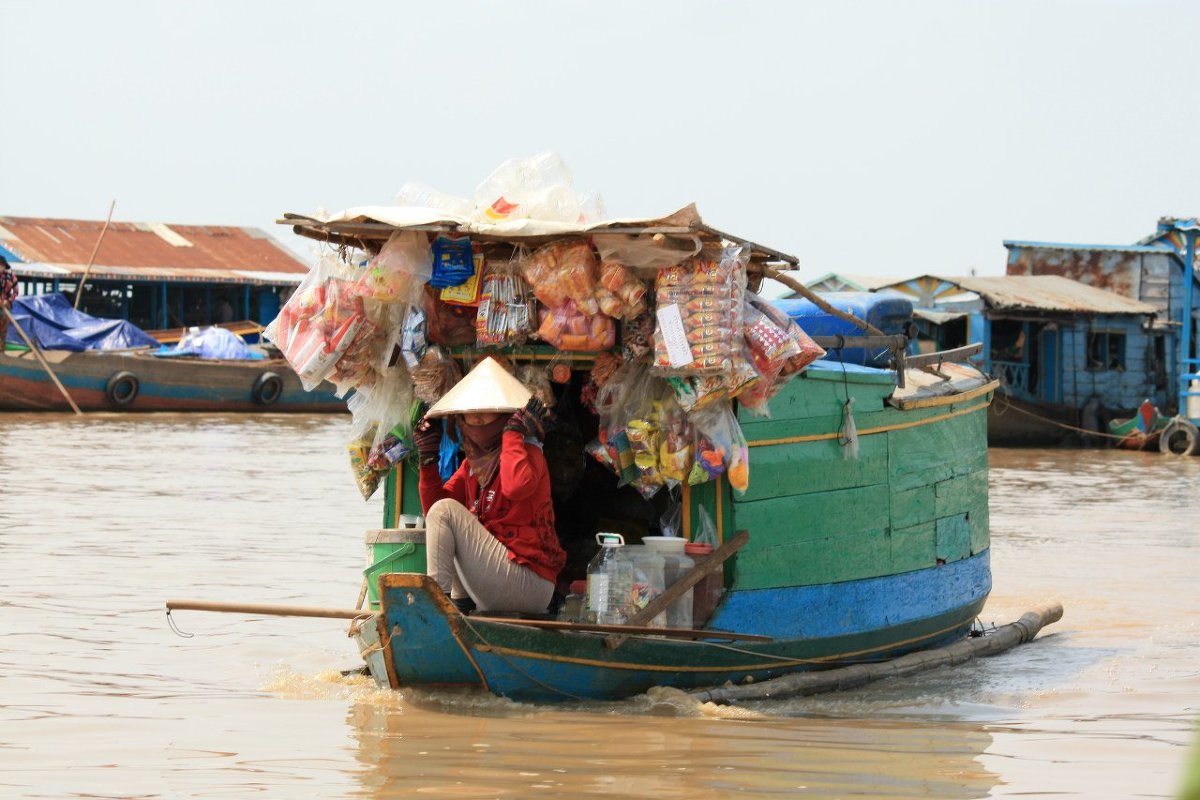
left=1108, top=398, right=1169, bottom=450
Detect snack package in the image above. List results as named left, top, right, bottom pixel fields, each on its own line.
left=346, top=372, right=416, bottom=499
left=423, top=287, right=477, bottom=346
left=621, top=311, right=655, bottom=360
left=686, top=400, right=750, bottom=495
left=594, top=261, right=647, bottom=320
left=429, top=236, right=476, bottom=289
left=535, top=301, right=615, bottom=351
left=440, top=251, right=485, bottom=306
left=521, top=239, right=600, bottom=314
left=750, top=296, right=827, bottom=377
left=476, top=259, right=536, bottom=347
left=652, top=244, right=749, bottom=374
left=411, top=345, right=462, bottom=405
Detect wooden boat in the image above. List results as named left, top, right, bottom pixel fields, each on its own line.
left=0, top=347, right=342, bottom=412
left=1108, top=399, right=1169, bottom=450
left=354, top=355, right=997, bottom=702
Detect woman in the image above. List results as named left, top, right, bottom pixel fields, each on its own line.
left=413, top=357, right=565, bottom=615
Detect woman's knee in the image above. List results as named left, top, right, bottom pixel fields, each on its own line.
left=426, top=498, right=467, bottom=528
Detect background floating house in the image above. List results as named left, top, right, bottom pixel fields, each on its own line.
left=0, top=216, right=311, bottom=338
left=878, top=274, right=1158, bottom=445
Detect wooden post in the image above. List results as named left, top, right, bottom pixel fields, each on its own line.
left=74, top=200, right=116, bottom=311
left=761, top=266, right=885, bottom=336
left=2, top=307, right=83, bottom=415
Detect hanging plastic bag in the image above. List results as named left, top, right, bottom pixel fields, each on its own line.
left=473, top=151, right=580, bottom=223
left=365, top=230, right=432, bottom=304
left=429, top=236, right=476, bottom=289
left=594, top=261, right=648, bottom=320
left=686, top=400, right=750, bottom=495
left=522, top=239, right=601, bottom=314
left=515, top=363, right=555, bottom=408
left=750, top=297, right=827, bottom=377
left=423, top=287, right=477, bottom=346
left=652, top=244, right=749, bottom=375
left=476, top=254, right=536, bottom=347
left=534, top=301, right=616, bottom=351
left=656, top=384, right=693, bottom=487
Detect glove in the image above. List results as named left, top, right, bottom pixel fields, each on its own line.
left=504, top=397, right=552, bottom=441
left=412, top=417, right=443, bottom=465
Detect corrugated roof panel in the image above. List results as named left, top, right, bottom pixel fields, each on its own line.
left=0, top=217, right=311, bottom=284
left=949, top=275, right=1157, bottom=315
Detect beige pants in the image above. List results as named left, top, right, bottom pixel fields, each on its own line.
left=425, top=498, right=554, bottom=614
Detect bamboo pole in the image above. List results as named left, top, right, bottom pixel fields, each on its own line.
left=761, top=265, right=885, bottom=337
left=74, top=200, right=116, bottom=311
left=690, top=603, right=1063, bottom=704
left=2, top=307, right=83, bottom=415
left=166, top=598, right=374, bottom=620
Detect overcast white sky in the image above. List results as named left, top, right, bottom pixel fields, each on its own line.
left=3, top=0, right=1198, bottom=278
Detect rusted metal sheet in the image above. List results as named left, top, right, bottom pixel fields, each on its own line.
left=949, top=275, right=1157, bottom=315
left=0, top=217, right=309, bottom=284
left=1004, top=243, right=1148, bottom=297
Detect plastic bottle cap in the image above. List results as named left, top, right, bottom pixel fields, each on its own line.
left=684, top=542, right=713, bottom=556
left=569, top=580, right=587, bottom=594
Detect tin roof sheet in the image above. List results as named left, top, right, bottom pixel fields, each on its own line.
left=0, top=217, right=310, bottom=284
left=946, top=275, right=1157, bottom=315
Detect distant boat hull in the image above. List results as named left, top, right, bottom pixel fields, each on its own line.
left=0, top=348, right=344, bottom=412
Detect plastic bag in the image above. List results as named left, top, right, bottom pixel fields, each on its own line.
left=365, top=230, right=432, bottom=303
left=476, top=256, right=535, bottom=347
left=593, top=232, right=702, bottom=271
left=535, top=301, right=615, bottom=351
left=522, top=239, right=600, bottom=314
left=515, top=363, right=555, bottom=408
left=594, top=261, right=648, bottom=320
left=411, top=346, right=462, bottom=405
left=429, top=236, right=475, bottom=289
left=686, top=400, right=750, bottom=495
left=473, top=151, right=580, bottom=223
left=693, top=505, right=718, bottom=547
left=750, top=297, right=826, bottom=377
left=346, top=371, right=416, bottom=499
left=423, top=288, right=477, bottom=346
left=652, top=244, right=749, bottom=374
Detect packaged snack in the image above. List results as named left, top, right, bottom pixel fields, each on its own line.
left=476, top=259, right=535, bottom=347
left=440, top=251, right=485, bottom=306
left=521, top=239, right=600, bottom=314
left=429, top=236, right=476, bottom=289
left=651, top=244, right=749, bottom=375
left=594, top=261, right=647, bottom=320
left=535, top=302, right=615, bottom=351
left=686, top=400, right=750, bottom=494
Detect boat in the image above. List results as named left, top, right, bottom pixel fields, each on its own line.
left=1107, top=399, right=1169, bottom=450
left=267, top=190, right=998, bottom=702
left=355, top=354, right=996, bottom=702
left=1, top=292, right=342, bottom=412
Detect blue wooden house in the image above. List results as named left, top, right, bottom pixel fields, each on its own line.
left=877, top=274, right=1158, bottom=445
left=1005, top=216, right=1200, bottom=424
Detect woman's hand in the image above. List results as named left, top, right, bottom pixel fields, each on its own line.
left=504, top=398, right=552, bottom=441
left=413, top=417, right=443, bottom=465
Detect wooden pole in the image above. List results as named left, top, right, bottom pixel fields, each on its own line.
left=166, top=598, right=374, bottom=620
left=74, top=200, right=116, bottom=311
left=2, top=307, right=83, bottom=415
left=761, top=265, right=886, bottom=337
left=690, top=603, right=1064, bottom=704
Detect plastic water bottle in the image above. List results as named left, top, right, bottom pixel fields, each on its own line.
left=586, top=533, right=632, bottom=625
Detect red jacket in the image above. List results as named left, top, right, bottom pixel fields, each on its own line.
left=418, top=430, right=565, bottom=584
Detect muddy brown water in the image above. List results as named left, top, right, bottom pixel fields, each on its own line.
left=1, top=413, right=1197, bottom=798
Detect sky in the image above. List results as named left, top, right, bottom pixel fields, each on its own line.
left=3, top=0, right=1198, bottom=279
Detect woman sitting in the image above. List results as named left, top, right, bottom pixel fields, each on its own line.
left=412, top=357, right=565, bottom=615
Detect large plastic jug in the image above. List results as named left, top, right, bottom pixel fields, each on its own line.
left=586, top=533, right=633, bottom=625
left=685, top=542, right=724, bottom=627
left=624, top=545, right=668, bottom=628
left=642, top=536, right=694, bottom=630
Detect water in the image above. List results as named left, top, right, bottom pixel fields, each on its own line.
left=1, top=414, right=1198, bottom=799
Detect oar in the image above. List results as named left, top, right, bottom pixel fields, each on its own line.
left=166, top=598, right=375, bottom=619
left=74, top=200, right=115, bottom=311
left=3, top=307, right=83, bottom=415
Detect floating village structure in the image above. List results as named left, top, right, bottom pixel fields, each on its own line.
left=0, top=216, right=310, bottom=337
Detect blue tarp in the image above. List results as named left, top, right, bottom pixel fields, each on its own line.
left=5, top=292, right=160, bottom=351
left=155, top=326, right=263, bottom=360
left=771, top=292, right=913, bottom=368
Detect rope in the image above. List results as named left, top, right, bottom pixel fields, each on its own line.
left=993, top=391, right=1130, bottom=441
left=458, top=615, right=589, bottom=702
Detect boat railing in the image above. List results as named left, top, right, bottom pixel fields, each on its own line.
left=992, top=359, right=1030, bottom=394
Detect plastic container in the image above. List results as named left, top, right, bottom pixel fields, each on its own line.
left=642, top=536, right=694, bottom=629
left=558, top=580, right=588, bottom=623
left=624, top=545, right=667, bottom=628
left=364, top=528, right=427, bottom=608
left=685, top=542, right=724, bottom=627
left=770, top=293, right=913, bottom=367
left=586, top=533, right=633, bottom=625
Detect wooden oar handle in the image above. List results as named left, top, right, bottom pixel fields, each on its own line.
left=166, top=599, right=373, bottom=620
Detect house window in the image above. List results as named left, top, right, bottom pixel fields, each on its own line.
left=1087, top=331, right=1126, bottom=371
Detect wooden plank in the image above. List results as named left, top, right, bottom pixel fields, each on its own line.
left=936, top=514, right=972, bottom=563
left=934, top=470, right=989, bottom=520
left=736, top=436, right=887, bottom=503
left=889, top=522, right=937, bottom=573
left=890, top=484, right=936, bottom=531
left=733, top=528, right=895, bottom=590
left=904, top=343, right=982, bottom=368
left=731, top=484, right=890, bottom=550
left=605, top=531, right=749, bottom=649
left=469, top=615, right=771, bottom=642
left=887, top=410, right=987, bottom=492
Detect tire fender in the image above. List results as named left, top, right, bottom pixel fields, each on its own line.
left=105, top=371, right=139, bottom=407
left=252, top=371, right=283, bottom=405
left=1158, top=418, right=1199, bottom=456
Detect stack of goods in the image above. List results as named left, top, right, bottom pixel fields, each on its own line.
left=522, top=239, right=617, bottom=351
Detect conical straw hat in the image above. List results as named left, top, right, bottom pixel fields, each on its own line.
left=425, top=356, right=532, bottom=418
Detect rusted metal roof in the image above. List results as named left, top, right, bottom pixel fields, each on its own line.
left=948, top=275, right=1157, bottom=315
left=0, top=217, right=311, bottom=285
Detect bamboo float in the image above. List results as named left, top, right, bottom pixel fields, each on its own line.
left=690, top=603, right=1063, bottom=704
left=2, top=307, right=83, bottom=415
